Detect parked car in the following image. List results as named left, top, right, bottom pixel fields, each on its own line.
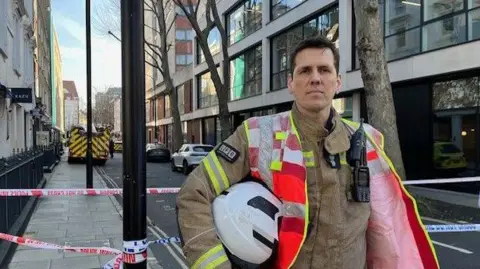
left=146, top=143, right=171, bottom=162
left=171, top=144, right=214, bottom=174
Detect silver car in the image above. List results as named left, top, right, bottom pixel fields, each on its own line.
left=171, top=143, right=214, bottom=174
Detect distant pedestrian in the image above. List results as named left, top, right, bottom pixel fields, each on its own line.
left=109, top=139, right=115, bottom=158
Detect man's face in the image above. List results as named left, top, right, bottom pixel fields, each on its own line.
left=287, top=47, right=341, bottom=114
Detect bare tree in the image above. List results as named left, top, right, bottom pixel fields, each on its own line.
left=92, top=0, right=184, bottom=151
left=92, top=87, right=115, bottom=126
left=353, top=0, right=406, bottom=179
left=174, top=0, right=232, bottom=139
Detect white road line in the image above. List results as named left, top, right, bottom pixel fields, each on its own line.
left=96, top=167, right=188, bottom=269
left=422, top=216, right=454, bottom=225
left=431, top=240, right=473, bottom=254
left=422, top=216, right=476, bottom=254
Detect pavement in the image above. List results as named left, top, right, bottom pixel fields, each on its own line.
left=5, top=156, right=161, bottom=269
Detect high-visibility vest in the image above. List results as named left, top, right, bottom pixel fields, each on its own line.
left=243, top=111, right=439, bottom=269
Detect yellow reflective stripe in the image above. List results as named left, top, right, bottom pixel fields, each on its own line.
left=303, top=151, right=315, bottom=167
left=302, top=151, right=313, bottom=158
left=192, top=244, right=228, bottom=269
left=275, top=131, right=287, bottom=140
left=203, top=153, right=230, bottom=195
left=340, top=152, right=348, bottom=165
left=243, top=121, right=251, bottom=144
left=270, top=160, right=282, bottom=171
left=287, top=111, right=310, bottom=269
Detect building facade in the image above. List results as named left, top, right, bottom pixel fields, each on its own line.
left=145, top=0, right=195, bottom=146
left=146, top=0, right=480, bottom=182
left=52, top=24, right=64, bottom=132
left=63, top=80, right=79, bottom=131
left=0, top=0, right=36, bottom=157
left=33, top=0, right=52, bottom=130
left=113, top=97, right=122, bottom=133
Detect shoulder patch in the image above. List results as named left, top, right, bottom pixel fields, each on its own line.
left=215, top=142, right=240, bottom=163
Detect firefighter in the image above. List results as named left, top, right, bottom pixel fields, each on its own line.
left=176, top=36, right=439, bottom=269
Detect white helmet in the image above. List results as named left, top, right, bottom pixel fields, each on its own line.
left=212, top=181, right=283, bottom=265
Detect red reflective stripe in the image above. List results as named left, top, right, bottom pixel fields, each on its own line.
left=367, top=150, right=378, bottom=161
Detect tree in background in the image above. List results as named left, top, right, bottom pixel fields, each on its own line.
left=353, top=0, right=406, bottom=179
left=173, top=0, right=232, bottom=139
left=92, top=87, right=115, bottom=127
left=93, top=0, right=184, bottom=151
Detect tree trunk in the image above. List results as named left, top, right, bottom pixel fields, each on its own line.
left=217, top=84, right=232, bottom=141
left=166, top=79, right=184, bottom=151
left=353, top=0, right=406, bottom=180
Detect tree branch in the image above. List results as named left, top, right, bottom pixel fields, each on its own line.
left=144, top=40, right=164, bottom=62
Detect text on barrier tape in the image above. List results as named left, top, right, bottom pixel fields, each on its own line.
left=0, top=232, right=181, bottom=269
left=424, top=224, right=480, bottom=233
left=0, top=188, right=180, bottom=197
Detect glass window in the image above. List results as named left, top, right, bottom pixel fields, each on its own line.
left=227, top=0, right=263, bottom=45
left=271, top=6, right=339, bottom=91
left=271, top=0, right=306, bottom=20
left=424, top=0, right=464, bottom=22
left=432, top=77, right=480, bottom=110
left=468, top=8, right=480, bottom=40
left=230, top=45, right=262, bottom=101
left=422, top=14, right=466, bottom=51
left=385, top=27, right=421, bottom=60
left=176, top=29, right=193, bottom=41
left=197, top=27, right=221, bottom=63
left=176, top=54, right=193, bottom=65
left=332, top=96, right=353, bottom=120
left=354, top=0, right=480, bottom=66
left=197, top=68, right=220, bottom=108
left=432, top=76, right=480, bottom=179
left=385, top=0, right=420, bottom=36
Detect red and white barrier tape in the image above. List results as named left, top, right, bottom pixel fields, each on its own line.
left=0, top=188, right=180, bottom=197
left=0, top=232, right=181, bottom=269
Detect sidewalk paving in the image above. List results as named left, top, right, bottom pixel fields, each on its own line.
left=408, top=185, right=479, bottom=208
left=6, top=157, right=159, bottom=269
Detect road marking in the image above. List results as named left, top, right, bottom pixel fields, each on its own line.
left=422, top=217, right=453, bottom=225
left=95, top=167, right=188, bottom=269
left=431, top=240, right=473, bottom=254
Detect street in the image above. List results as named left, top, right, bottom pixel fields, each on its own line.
left=97, top=154, right=480, bottom=269
left=95, top=154, right=188, bottom=269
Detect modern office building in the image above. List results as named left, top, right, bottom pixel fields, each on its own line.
left=146, top=0, right=480, bottom=181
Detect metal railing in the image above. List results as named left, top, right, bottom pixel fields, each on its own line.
left=0, top=148, right=45, bottom=235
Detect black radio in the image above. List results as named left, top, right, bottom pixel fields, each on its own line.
left=348, top=119, right=370, bottom=203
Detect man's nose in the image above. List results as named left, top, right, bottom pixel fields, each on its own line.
left=310, top=70, right=322, bottom=83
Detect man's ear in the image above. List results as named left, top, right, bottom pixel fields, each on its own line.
left=336, top=73, right=342, bottom=93
left=287, top=73, right=293, bottom=94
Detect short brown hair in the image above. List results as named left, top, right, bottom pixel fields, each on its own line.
left=289, top=35, right=340, bottom=76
